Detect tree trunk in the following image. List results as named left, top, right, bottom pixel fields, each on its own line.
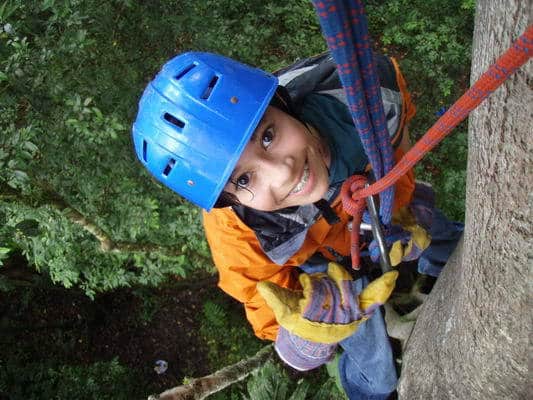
left=397, top=2, right=531, bottom=399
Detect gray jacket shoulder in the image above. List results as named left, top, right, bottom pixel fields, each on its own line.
left=275, top=52, right=403, bottom=139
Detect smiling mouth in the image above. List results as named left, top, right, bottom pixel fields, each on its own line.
left=290, top=163, right=310, bottom=195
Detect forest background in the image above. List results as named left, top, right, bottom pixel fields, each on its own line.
left=0, top=0, right=474, bottom=398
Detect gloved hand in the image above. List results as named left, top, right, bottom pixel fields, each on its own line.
left=257, top=262, right=398, bottom=344
left=390, top=207, right=432, bottom=265
left=368, top=206, right=432, bottom=266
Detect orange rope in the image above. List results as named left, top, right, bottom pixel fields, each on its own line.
left=343, top=25, right=532, bottom=204
left=341, top=25, right=533, bottom=269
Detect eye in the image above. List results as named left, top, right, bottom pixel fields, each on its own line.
left=261, top=127, right=274, bottom=149
left=235, top=173, right=250, bottom=189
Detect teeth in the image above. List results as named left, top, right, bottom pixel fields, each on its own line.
left=291, top=164, right=309, bottom=194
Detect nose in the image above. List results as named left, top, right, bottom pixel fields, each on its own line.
left=256, top=153, right=294, bottom=189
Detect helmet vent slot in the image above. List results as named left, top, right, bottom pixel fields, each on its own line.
left=142, top=140, right=148, bottom=162
left=163, top=113, right=185, bottom=129
left=201, top=75, right=219, bottom=100
left=174, top=64, right=196, bottom=80
left=162, top=158, right=176, bottom=177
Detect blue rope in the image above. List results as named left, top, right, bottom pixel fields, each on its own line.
left=311, top=0, right=395, bottom=225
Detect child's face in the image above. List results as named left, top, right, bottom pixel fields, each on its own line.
left=224, top=106, right=331, bottom=211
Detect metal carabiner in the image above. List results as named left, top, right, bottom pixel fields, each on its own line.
left=365, top=185, right=392, bottom=274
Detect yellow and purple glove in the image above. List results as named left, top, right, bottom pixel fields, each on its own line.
left=257, top=262, right=398, bottom=344
left=389, top=207, right=432, bottom=266
left=367, top=206, right=432, bottom=266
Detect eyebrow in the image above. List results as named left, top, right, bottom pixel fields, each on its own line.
left=250, top=116, right=268, bottom=143
left=228, top=112, right=269, bottom=175
left=227, top=115, right=269, bottom=184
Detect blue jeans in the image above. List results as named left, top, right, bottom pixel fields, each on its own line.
left=300, top=209, right=463, bottom=399
left=418, top=209, right=464, bottom=277
left=336, top=210, right=463, bottom=399
left=338, top=278, right=397, bottom=400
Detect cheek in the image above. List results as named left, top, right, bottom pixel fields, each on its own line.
left=284, top=129, right=312, bottom=152
left=234, top=187, right=274, bottom=211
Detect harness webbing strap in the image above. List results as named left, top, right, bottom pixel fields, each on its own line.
left=311, top=0, right=395, bottom=225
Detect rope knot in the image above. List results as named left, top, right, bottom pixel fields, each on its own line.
left=341, top=174, right=367, bottom=269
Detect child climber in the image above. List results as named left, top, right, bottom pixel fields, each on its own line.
left=132, top=51, right=463, bottom=399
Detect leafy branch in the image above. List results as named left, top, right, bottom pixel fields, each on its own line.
left=148, top=345, right=274, bottom=400
left=0, top=180, right=210, bottom=263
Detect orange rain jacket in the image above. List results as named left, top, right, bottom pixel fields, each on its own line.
left=203, top=55, right=416, bottom=341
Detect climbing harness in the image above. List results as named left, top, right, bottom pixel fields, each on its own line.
left=311, top=0, right=533, bottom=270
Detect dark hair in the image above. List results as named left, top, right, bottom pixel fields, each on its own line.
left=269, top=85, right=296, bottom=116
left=212, top=85, right=295, bottom=209
left=213, top=190, right=241, bottom=208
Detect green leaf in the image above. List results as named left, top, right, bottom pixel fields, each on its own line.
left=41, top=0, right=55, bottom=11
left=23, top=141, right=38, bottom=153
left=0, top=1, right=19, bottom=21
left=93, top=107, right=103, bottom=119
left=14, top=219, right=40, bottom=237
left=13, top=170, right=28, bottom=181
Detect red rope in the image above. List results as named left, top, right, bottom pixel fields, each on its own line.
left=340, top=175, right=367, bottom=269
left=341, top=25, right=533, bottom=269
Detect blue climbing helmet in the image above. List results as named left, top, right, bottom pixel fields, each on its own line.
left=132, top=52, right=278, bottom=210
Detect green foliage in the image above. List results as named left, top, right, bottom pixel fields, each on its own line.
left=199, top=296, right=263, bottom=368
left=0, top=0, right=212, bottom=296
left=244, top=361, right=310, bottom=400
left=180, top=0, right=325, bottom=71
left=0, top=358, right=149, bottom=400
left=194, top=294, right=261, bottom=400
left=367, top=0, right=474, bottom=100
left=0, top=243, right=11, bottom=267
left=0, top=106, right=39, bottom=192
left=243, top=360, right=344, bottom=400
left=132, top=286, right=162, bottom=324
left=325, top=353, right=347, bottom=398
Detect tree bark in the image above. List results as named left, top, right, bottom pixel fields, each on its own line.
left=397, top=2, right=531, bottom=399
